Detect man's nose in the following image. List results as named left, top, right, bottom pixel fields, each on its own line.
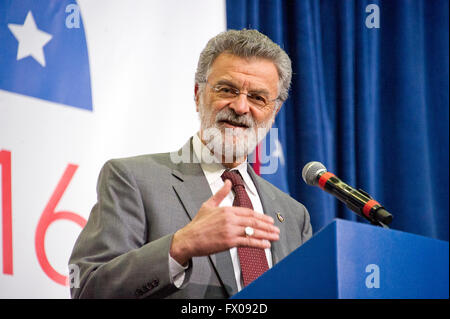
left=229, top=93, right=250, bottom=115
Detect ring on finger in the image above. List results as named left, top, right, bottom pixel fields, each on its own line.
left=245, top=226, right=254, bottom=237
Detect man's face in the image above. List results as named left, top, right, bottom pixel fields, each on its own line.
left=196, top=53, right=281, bottom=162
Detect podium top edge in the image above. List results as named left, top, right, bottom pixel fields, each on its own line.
left=318, top=218, right=450, bottom=245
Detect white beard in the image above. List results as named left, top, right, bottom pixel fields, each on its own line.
left=197, top=95, right=275, bottom=164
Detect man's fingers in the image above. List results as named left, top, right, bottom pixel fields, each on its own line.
left=206, top=179, right=232, bottom=207
left=236, top=236, right=272, bottom=250
left=236, top=217, right=280, bottom=235
left=220, top=206, right=280, bottom=235
left=228, top=217, right=280, bottom=244
left=232, top=207, right=276, bottom=225
left=245, top=227, right=279, bottom=242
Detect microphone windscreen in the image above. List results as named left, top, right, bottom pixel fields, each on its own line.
left=302, top=161, right=327, bottom=186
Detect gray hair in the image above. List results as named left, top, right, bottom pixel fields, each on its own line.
left=195, top=29, right=292, bottom=103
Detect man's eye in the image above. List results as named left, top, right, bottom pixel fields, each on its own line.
left=218, top=86, right=235, bottom=94
left=250, top=94, right=266, bottom=103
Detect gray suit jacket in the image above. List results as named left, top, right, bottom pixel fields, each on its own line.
left=69, top=138, right=312, bottom=299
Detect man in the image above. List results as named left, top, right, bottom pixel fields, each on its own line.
left=69, top=29, right=312, bottom=299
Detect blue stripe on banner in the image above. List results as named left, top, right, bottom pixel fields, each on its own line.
left=0, top=0, right=92, bottom=111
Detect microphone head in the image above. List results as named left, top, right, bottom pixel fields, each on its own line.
left=302, top=161, right=327, bottom=186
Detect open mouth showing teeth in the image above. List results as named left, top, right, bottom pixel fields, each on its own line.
left=218, top=120, right=249, bottom=128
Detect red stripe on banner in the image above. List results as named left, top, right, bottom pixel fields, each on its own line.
left=1, top=150, right=13, bottom=275
left=253, top=144, right=261, bottom=175
left=35, top=164, right=87, bottom=286
left=318, top=172, right=335, bottom=189
left=363, top=199, right=380, bottom=218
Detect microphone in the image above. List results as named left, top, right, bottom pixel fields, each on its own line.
left=302, top=161, right=393, bottom=227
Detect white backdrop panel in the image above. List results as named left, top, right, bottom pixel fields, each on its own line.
left=0, top=0, right=226, bottom=298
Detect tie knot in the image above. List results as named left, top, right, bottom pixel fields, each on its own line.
left=221, top=170, right=245, bottom=188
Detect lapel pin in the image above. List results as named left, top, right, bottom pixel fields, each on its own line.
left=276, top=212, right=284, bottom=223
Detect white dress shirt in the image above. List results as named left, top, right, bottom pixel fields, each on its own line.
left=169, top=133, right=273, bottom=292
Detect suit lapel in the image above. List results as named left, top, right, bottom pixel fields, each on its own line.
left=172, top=166, right=211, bottom=221
left=171, top=138, right=238, bottom=297
left=247, top=164, right=290, bottom=265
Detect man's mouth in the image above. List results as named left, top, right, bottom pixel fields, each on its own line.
left=218, top=120, right=250, bottom=129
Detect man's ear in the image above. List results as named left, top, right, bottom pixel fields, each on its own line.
left=275, top=103, right=283, bottom=116
left=272, top=102, right=283, bottom=124
left=194, top=83, right=200, bottom=112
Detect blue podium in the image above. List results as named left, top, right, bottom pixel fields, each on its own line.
left=232, top=219, right=449, bottom=299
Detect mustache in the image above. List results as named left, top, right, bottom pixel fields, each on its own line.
left=215, top=108, right=255, bottom=128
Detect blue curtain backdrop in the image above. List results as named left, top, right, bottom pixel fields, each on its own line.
left=226, top=0, right=449, bottom=241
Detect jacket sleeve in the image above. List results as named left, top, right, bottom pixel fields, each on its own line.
left=68, top=159, right=191, bottom=298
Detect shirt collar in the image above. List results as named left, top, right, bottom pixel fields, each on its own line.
left=192, top=133, right=257, bottom=196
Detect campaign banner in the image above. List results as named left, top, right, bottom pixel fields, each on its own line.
left=0, top=0, right=226, bottom=298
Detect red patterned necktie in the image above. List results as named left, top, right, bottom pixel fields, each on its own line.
left=221, top=170, right=269, bottom=287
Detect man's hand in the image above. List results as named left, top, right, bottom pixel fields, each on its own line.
left=170, top=180, right=280, bottom=266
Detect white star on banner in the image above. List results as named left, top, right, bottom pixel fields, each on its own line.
left=8, top=11, right=53, bottom=67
